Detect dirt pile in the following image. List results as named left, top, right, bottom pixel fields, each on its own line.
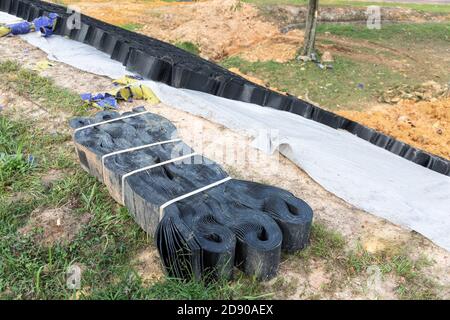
left=55, top=0, right=303, bottom=62
left=141, top=0, right=298, bottom=61
left=338, top=98, right=450, bottom=159
left=58, top=0, right=182, bottom=25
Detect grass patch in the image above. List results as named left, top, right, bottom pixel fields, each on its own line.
left=0, top=117, right=34, bottom=190
left=0, top=151, right=33, bottom=187
left=119, top=23, right=144, bottom=32
left=346, top=246, right=438, bottom=300
left=222, top=55, right=407, bottom=109
left=0, top=116, right=73, bottom=196
left=244, top=0, right=450, bottom=14
left=0, top=160, right=153, bottom=299
left=317, top=22, right=450, bottom=43
left=296, top=223, right=346, bottom=261
left=174, top=41, right=201, bottom=56
left=0, top=61, right=87, bottom=116
left=89, top=273, right=267, bottom=300
left=294, top=223, right=439, bottom=299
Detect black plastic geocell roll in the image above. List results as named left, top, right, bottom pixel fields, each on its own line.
left=2, top=0, right=449, bottom=176
left=70, top=108, right=313, bottom=280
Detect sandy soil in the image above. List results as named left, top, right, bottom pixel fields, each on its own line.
left=19, top=206, right=91, bottom=246
left=132, top=249, right=165, bottom=285
left=53, top=0, right=303, bottom=62
left=339, top=98, right=450, bottom=159
left=1, top=36, right=449, bottom=299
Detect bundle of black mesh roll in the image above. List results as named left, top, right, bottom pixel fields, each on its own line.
left=70, top=107, right=313, bottom=280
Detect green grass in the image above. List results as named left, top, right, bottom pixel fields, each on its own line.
left=0, top=118, right=34, bottom=191
left=0, top=190, right=149, bottom=299
left=0, top=115, right=74, bottom=196
left=244, top=0, right=450, bottom=14
left=222, top=55, right=407, bottom=109
left=0, top=61, right=86, bottom=116
left=0, top=119, right=156, bottom=299
left=0, top=118, right=33, bottom=187
left=296, top=223, right=439, bottom=300
left=294, top=223, right=439, bottom=299
left=174, top=41, right=201, bottom=56
left=296, top=223, right=346, bottom=261
left=119, top=23, right=144, bottom=32
left=346, top=246, right=438, bottom=300
left=328, top=1, right=450, bottom=14
left=89, top=273, right=267, bottom=300
left=317, top=22, right=450, bottom=42
left=0, top=150, right=33, bottom=187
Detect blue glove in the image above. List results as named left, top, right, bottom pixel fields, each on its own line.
left=33, top=13, right=58, bottom=38
left=8, top=21, right=32, bottom=35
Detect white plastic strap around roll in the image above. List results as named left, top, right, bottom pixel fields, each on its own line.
left=74, top=111, right=151, bottom=133
left=121, top=152, right=197, bottom=204
left=159, top=176, right=232, bottom=221
left=100, top=138, right=182, bottom=179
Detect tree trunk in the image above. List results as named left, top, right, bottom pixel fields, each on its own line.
left=300, top=0, right=319, bottom=58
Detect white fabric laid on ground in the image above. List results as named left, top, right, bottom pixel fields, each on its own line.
left=0, top=11, right=22, bottom=24
left=24, top=31, right=134, bottom=79
left=1, top=12, right=449, bottom=251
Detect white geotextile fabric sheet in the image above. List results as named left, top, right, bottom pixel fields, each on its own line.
left=1, top=12, right=449, bottom=251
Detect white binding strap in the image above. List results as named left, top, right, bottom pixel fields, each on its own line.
left=101, top=138, right=182, bottom=178
left=121, top=152, right=197, bottom=204
left=74, top=111, right=151, bottom=133
left=159, top=176, right=232, bottom=221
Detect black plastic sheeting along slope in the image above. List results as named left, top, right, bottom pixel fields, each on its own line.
left=70, top=107, right=313, bottom=280
left=2, top=0, right=449, bottom=177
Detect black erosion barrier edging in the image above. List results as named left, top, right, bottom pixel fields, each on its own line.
left=1, top=0, right=449, bottom=177
left=70, top=107, right=313, bottom=280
